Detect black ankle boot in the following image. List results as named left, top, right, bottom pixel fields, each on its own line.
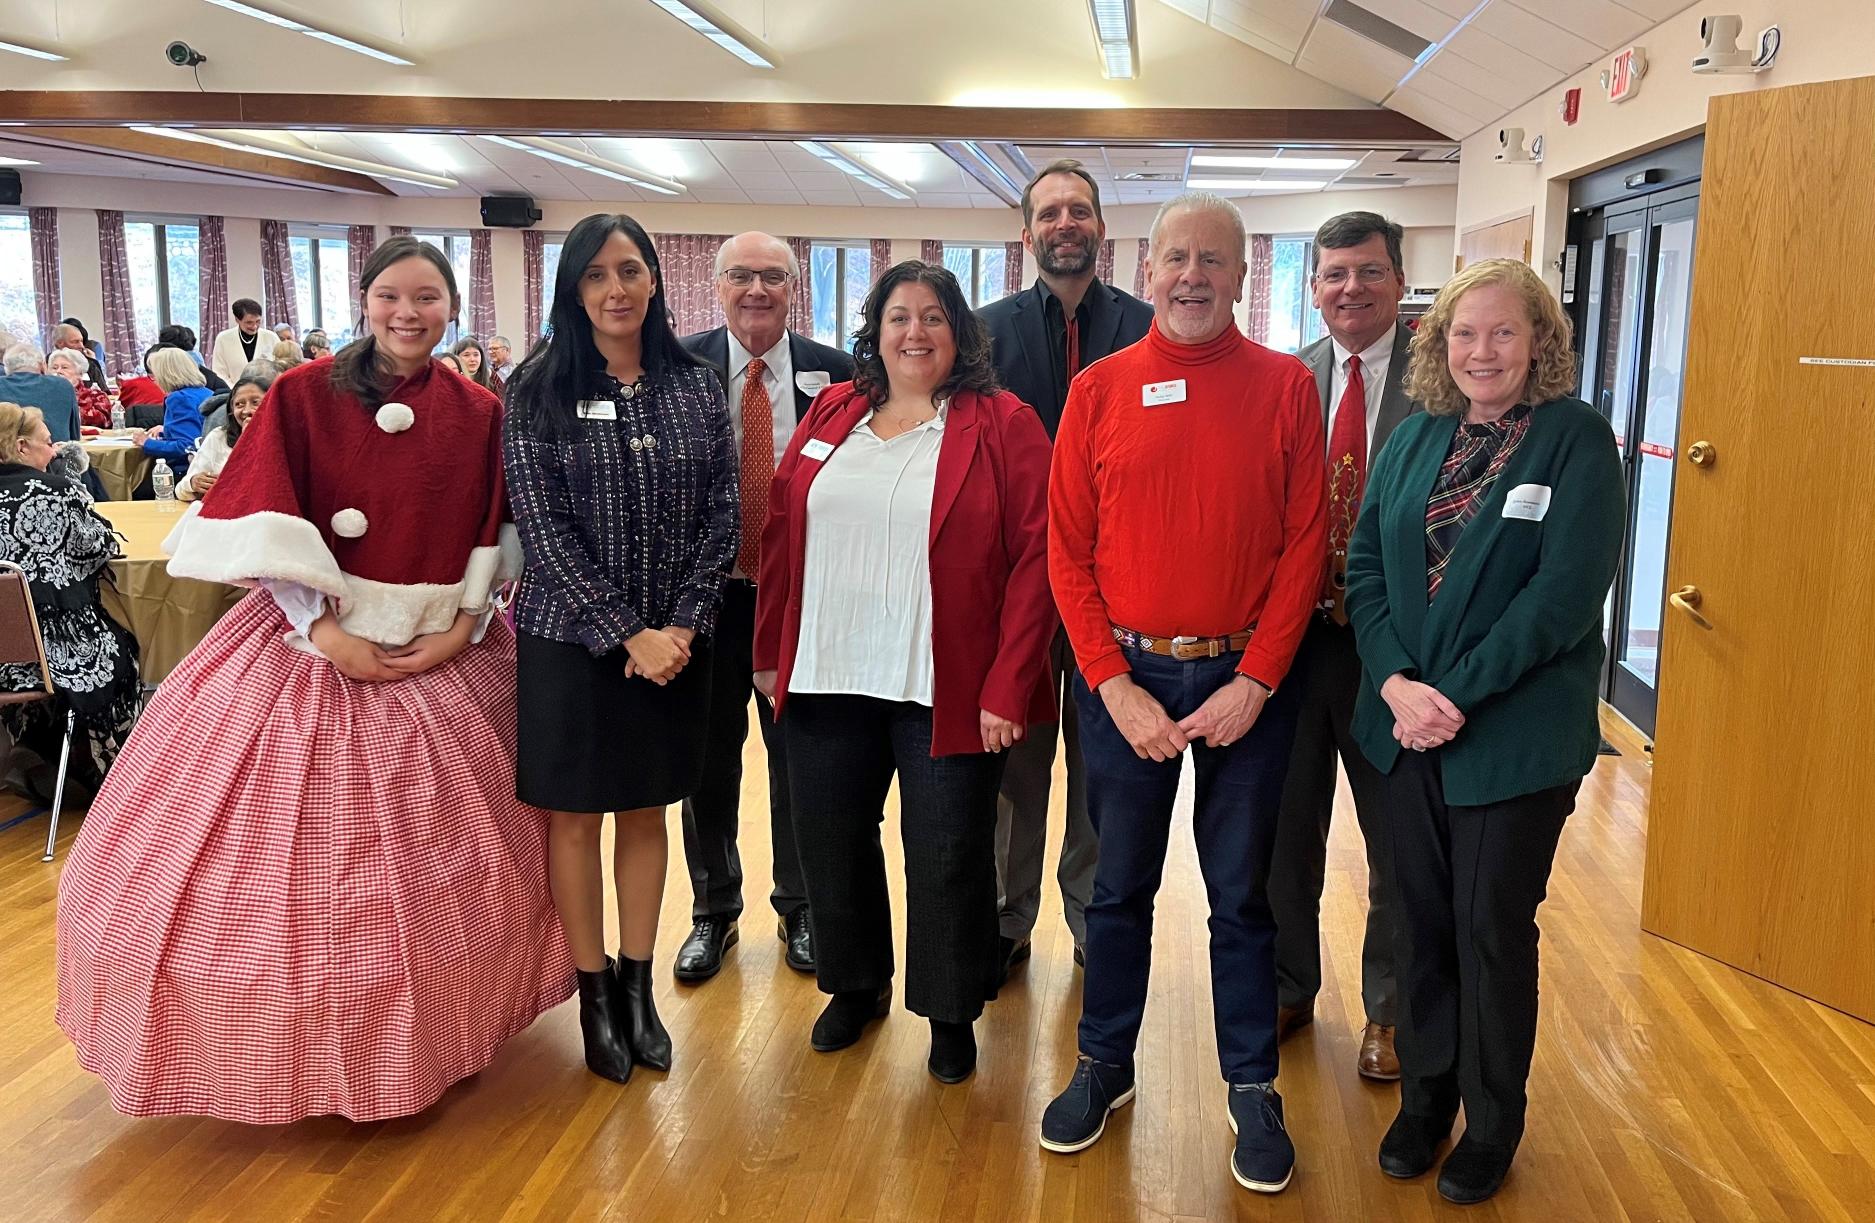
left=811, top=984, right=892, bottom=1053
left=616, top=955, right=672, bottom=1071
left=927, top=1019, right=977, bottom=1083
left=577, top=958, right=633, bottom=1084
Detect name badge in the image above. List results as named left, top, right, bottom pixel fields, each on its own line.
left=796, top=370, right=831, bottom=397
left=801, top=438, right=835, bottom=462
left=1142, top=379, right=1187, bottom=407
left=1501, top=483, right=1553, bottom=522
left=576, top=399, right=617, bottom=421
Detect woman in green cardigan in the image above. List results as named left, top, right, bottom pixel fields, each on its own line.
left=1344, top=258, right=1624, bottom=1205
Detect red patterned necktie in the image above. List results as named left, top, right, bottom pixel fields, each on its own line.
left=1324, top=354, right=1368, bottom=623
left=738, top=357, right=773, bottom=576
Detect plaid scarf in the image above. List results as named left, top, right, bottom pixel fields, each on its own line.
left=1424, top=403, right=1534, bottom=600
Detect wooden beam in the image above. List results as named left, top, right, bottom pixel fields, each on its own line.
left=6, top=126, right=395, bottom=196
left=0, top=91, right=1452, bottom=147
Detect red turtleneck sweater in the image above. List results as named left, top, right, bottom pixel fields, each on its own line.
left=1048, top=321, right=1327, bottom=691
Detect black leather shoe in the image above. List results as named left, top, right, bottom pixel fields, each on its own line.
left=1378, top=1109, right=1455, bottom=1179
left=1073, top=943, right=1085, bottom=968
left=778, top=906, right=815, bottom=973
left=576, top=959, right=633, bottom=1084
left=615, top=955, right=672, bottom=1071
left=928, top=1019, right=977, bottom=1083
left=1437, top=1135, right=1517, bottom=1204
left=998, top=935, right=1031, bottom=986
left=673, top=916, right=738, bottom=982
left=811, top=984, right=892, bottom=1053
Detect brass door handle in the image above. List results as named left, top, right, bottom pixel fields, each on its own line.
left=1687, top=440, right=1717, bottom=467
left=1669, top=585, right=1713, bottom=630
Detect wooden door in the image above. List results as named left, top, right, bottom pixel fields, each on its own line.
left=1456, top=212, right=1532, bottom=270
left=1641, top=76, right=1875, bottom=1022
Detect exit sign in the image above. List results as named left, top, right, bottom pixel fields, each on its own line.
left=1605, top=46, right=1647, bottom=103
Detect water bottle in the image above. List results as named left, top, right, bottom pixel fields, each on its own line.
left=110, top=402, right=125, bottom=430
left=152, top=461, right=175, bottom=501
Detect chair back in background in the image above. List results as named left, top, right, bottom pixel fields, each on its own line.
left=0, top=562, right=53, bottom=691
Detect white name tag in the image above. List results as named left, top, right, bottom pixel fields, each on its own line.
left=796, top=370, right=831, bottom=396
left=1142, top=379, right=1187, bottom=407
left=1502, top=484, right=1552, bottom=521
left=801, top=438, right=835, bottom=462
left=575, top=399, right=616, bottom=421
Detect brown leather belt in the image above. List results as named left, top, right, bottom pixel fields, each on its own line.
left=1110, top=623, right=1255, bottom=660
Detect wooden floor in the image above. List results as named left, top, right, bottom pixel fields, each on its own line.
left=1, top=711, right=1871, bottom=1223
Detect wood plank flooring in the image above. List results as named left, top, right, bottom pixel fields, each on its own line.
left=0, top=711, right=1869, bottom=1222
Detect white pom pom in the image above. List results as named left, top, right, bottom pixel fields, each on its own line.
left=331, top=508, right=369, bottom=538
left=375, top=402, right=415, bottom=434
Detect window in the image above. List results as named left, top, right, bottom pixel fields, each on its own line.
left=124, top=218, right=201, bottom=351
left=413, top=231, right=475, bottom=347
left=809, top=244, right=872, bottom=350
left=1264, top=236, right=1326, bottom=355
left=941, top=244, right=1010, bottom=309
left=0, top=211, right=34, bottom=342
left=287, top=228, right=356, bottom=344
left=540, top=237, right=565, bottom=335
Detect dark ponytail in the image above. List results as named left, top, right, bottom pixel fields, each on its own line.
left=328, top=236, right=460, bottom=410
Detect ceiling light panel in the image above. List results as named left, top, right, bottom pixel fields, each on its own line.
left=0, top=39, right=68, bottom=61
left=1087, top=0, right=1137, bottom=80
left=647, top=0, right=776, bottom=68
left=1190, top=154, right=1359, bottom=170
left=793, top=141, right=913, bottom=200
left=201, top=0, right=415, bottom=65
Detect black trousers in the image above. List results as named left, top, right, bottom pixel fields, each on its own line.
left=1269, top=616, right=1397, bottom=1024
left=1385, top=747, right=1578, bottom=1149
left=679, top=579, right=805, bottom=922
left=783, top=694, right=1004, bottom=1024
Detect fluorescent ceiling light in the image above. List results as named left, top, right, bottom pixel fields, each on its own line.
left=200, top=0, right=415, bottom=65
left=1188, top=178, right=1329, bottom=191
left=795, top=141, right=914, bottom=201
left=1191, top=155, right=1358, bottom=171
left=0, top=157, right=39, bottom=166
left=0, top=39, right=67, bottom=61
left=481, top=136, right=684, bottom=195
left=647, top=0, right=776, bottom=68
left=1087, top=0, right=1137, bottom=80
left=130, top=126, right=456, bottom=189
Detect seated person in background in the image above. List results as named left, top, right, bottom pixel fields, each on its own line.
left=59, top=317, right=107, bottom=371
left=271, top=341, right=304, bottom=371
left=0, top=346, right=82, bottom=442
left=439, top=353, right=466, bottom=376
left=47, top=350, right=115, bottom=429
left=302, top=330, right=332, bottom=360
left=198, top=358, right=278, bottom=438
left=51, top=323, right=110, bottom=393
left=179, top=370, right=271, bottom=502
left=132, top=348, right=212, bottom=474
left=115, top=346, right=173, bottom=414
left=272, top=324, right=295, bottom=344
left=156, top=325, right=228, bottom=392
left=0, top=401, right=141, bottom=802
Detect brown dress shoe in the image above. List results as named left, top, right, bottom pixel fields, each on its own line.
left=1358, top=1023, right=1400, bottom=1081
left=1276, top=1004, right=1314, bottom=1043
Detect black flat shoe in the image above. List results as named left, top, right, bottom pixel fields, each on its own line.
left=1437, top=1134, right=1517, bottom=1204
left=576, top=959, right=633, bottom=1084
left=673, top=916, right=738, bottom=982
left=1378, top=1109, right=1455, bottom=1179
left=927, top=1019, right=977, bottom=1083
left=779, top=905, right=815, bottom=973
left=811, top=984, right=892, bottom=1053
left=615, top=954, right=672, bottom=1072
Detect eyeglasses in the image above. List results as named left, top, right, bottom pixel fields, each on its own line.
left=1314, top=264, right=1397, bottom=288
left=719, top=267, right=794, bottom=288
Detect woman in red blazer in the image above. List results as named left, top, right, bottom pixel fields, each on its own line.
left=753, top=260, right=1056, bottom=1084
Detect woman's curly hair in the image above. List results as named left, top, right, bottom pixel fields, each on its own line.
left=1405, top=257, right=1578, bottom=417
left=851, top=260, right=1000, bottom=405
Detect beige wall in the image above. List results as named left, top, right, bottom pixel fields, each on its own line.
left=1455, top=0, right=1875, bottom=288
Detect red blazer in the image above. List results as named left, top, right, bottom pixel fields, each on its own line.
left=754, top=383, right=1058, bottom=757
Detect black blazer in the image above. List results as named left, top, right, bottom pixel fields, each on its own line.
left=680, top=326, right=856, bottom=429
left=978, top=278, right=1154, bottom=438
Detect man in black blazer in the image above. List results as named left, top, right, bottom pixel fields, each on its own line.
left=1270, top=211, right=1424, bottom=1082
left=677, top=231, right=855, bottom=984
left=977, top=159, right=1154, bottom=976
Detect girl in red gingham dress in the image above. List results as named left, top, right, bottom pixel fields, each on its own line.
left=54, top=237, right=576, bottom=1124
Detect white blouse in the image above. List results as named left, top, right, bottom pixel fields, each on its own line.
left=788, top=406, right=945, bottom=706
left=178, top=426, right=234, bottom=501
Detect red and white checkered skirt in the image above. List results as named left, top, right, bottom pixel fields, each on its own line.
left=55, top=591, right=577, bottom=1124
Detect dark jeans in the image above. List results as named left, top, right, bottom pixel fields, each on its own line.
left=783, top=694, right=1005, bottom=1023
left=1385, top=746, right=1578, bottom=1150
left=1270, top=616, right=1396, bottom=1024
left=1074, top=646, right=1300, bottom=1084
left=680, top=579, right=804, bottom=922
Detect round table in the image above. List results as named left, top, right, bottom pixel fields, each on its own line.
left=81, top=433, right=156, bottom=502
left=95, top=500, right=243, bottom=683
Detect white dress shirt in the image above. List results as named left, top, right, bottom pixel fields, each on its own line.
left=788, top=406, right=945, bottom=707
left=1327, top=323, right=1397, bottom=455
left=726, top=331, right=796, bottom=471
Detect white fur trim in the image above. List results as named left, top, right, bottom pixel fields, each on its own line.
left=460, top=544, right=502, bottom=615
left=331, top=507, right=368, bottom=538
left=375, top=402, right=415, bottom=433
left=334, top=571, right=473, bottom=645
left=164, top=505, right=348, bottom=600
left=497, top=522, right=522, bottom=583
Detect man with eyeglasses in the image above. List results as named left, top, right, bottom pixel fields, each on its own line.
left=1269, top=210, right=1424, bottom=1084
left=676, top=231, right=856, bottom=984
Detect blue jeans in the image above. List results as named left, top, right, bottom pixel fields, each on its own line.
left=1074, top=645, right=1301, bottom=1084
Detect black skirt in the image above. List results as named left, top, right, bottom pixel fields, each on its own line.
left=515, top=630, right=711, bottom=813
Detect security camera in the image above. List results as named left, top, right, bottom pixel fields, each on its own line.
left=1693, top=14, right=1780, bottom=74
left=165, top=41, right=207, bottom=68
left=1494, top=127, right=1539, bottom=164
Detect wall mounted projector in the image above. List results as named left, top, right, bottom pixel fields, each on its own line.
left=1692, top=15, right=1781, bottom=74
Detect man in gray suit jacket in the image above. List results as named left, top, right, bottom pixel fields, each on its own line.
left=1271, top=212, right=1423, bottom=1083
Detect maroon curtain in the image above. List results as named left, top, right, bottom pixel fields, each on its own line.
left=260, top=220, right=299, bottom=333
left=1134, top=238, right=1148, bottom=297
left=469, top=229, right=497, bottom=338
left=198, top=216, right=229, bottom=344
left=1095, top=238, right=1115, bottom=285
left=1003, top=241, right=1024, bottom=296
left=1247, top=233, right=1274, bottom=344
left=654, top=233, right=728, bottom=335
left=919, top=239, right=943, bottom=265
left=28, top=207, right=61, bottom=343
left=786, top=237, right=813, bottom=338
left=388, top=226, right=413, bottom=238
left=95, top=211, right=138, bottom=379
left=869, top=238, right=892, bottom=283
left=522, top=230, right=545, bottom=349
left=345, top=224, right=377, bottom=324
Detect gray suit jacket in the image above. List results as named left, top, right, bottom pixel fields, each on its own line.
left=1297, top=323, right=1421, bottom=463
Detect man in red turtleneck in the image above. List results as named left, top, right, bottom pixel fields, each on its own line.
left=1039, top=194, right=1326, bottom=1198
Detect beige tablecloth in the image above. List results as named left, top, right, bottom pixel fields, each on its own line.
left=82, top=434, right=155, bottom=502
left=96, top=500, right=242, bottom=683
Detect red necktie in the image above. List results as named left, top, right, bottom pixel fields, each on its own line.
left=1324, top=354, right=1368, bottom=622
left=738, top=357, right=773, bottom=576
